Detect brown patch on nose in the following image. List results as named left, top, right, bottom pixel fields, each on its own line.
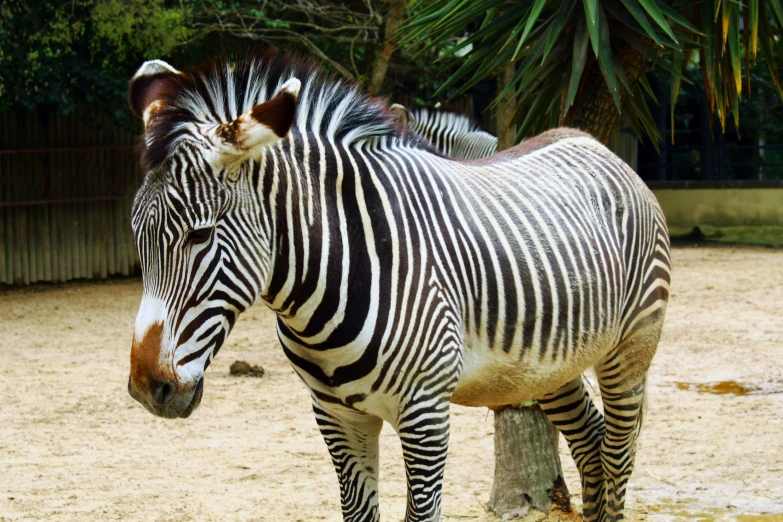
left=130, top=322, right=174, bottom=393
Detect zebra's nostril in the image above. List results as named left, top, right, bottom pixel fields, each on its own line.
left=150, top=379, right=178, bottom=406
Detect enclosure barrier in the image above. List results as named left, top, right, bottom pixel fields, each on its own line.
left=650, top=181, right=783, bottom=247
left=0, top=110, right=143, bottom=285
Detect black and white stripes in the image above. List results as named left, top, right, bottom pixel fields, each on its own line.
left=404, top=107, right=497, bottom=160
left=127, top=53, right=670, bottom=522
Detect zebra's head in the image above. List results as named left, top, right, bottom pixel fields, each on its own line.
left=126, top=59, right=301, bottom=418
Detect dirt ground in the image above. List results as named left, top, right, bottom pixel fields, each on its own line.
left=1, top=245, right=782, bottom=522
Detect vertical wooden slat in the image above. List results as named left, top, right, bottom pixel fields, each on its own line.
left=18, top=207, right=29, bottom=285
left=22, top=112, right=34, bottom=284
left=49, top=204, right=60, bottom=283
left=123, top=127, right=134, bottom=276
left=0, top=113, right=6, bottom=284
left=60, top=206, right=67, bottom=284
left=44, top=110, right=55, bottom=282
left=46, top=113, right=57, bottom=283
left=0, top=209, right=5, bottom=286
left=106, top=201, right=115, bottom=276
left=41, top=204, right=52, bottom=282
left=0, top=207, right=6, bottom=284
left=32, top=112, right=43, bottom=283
left=73, top=202, right=80, bottom=280
left=119, top=198, right=130, bottom=276
left=83, top=116, right=93, bottom=279
left=5, top=208, right=11, bottom=284
left=63, top=119, right=70, bottom=282
left=69, top=127, right=78, bottom=276
left=71, top=114, right=78, bottom=280
left=98, top=116, right=108, bottom=279
left=60, top=204, right=69, bottom=282
left=84, top=116, right=92, bottom=279
left=14, top=112, right=26, bottom=285
left=93, top=201, right=102, bottom=279
left=3, top=110, right=11, bottom=281
left=66, top=116, right=75, bottom=282
left=27, top=112, right=37, bottom=283
left=27, top=206, right=38, bottom=284
left=6, top=113, right=14, bottom=283
left=54, top=116, right=62, bottom=282
left=5, top=208, right=13, bottom=284
left=12, top=111, right=20, bottom=284
left=76, top=113, right=86, bottom=279
left=79, top=203, right=87, bottom=279
left=86, top=150, right=95, bottom=279
left=123, top=140, right=132, bottom=272
left=13, top=111, right=20, bottom=284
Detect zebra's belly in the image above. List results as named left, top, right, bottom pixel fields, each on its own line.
left=450, top=335, right=613, bottom=407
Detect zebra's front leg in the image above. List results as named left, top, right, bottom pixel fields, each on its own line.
left=312, top=399, right=384, bottom=522
left=396, top=398, right=451, bottom=522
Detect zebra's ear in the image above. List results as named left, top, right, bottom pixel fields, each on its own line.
left=389, top=103, right=410, bottom=127
left=128, top=60, right=181, bottom=125
left=215, top=78, right=302, bottom=159
left=215, top=78, right=301, bottom=157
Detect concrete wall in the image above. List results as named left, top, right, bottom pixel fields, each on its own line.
left=651, top=184, right=783, bottom=247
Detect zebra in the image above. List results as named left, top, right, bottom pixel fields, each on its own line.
left=126, top=53, right=671, bottom=522
left=389, top=104, right=497, bottom=160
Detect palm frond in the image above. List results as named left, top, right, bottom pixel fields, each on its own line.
left=402, top=0, right=783, bottom=144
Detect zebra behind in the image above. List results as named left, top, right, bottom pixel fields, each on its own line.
left=390, top=104, right=497, bottom=160
left=126, top=54, right=670, bottom=522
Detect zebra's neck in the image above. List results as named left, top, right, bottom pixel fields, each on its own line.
left=258, top=132, right=403, bottom=350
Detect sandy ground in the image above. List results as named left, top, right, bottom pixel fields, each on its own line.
left=1, top=245, right=782, bottom=522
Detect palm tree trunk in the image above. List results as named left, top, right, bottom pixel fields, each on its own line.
left=496, top=63, right=517, bottom=149
left=563, top=44, right=649, bottom=145
left=368, top=0, right=406, bottom=93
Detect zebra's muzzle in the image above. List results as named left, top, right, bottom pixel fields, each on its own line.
left=127, top=374, right=204, bottom=419
left=179, top=377, right=204, bottom=418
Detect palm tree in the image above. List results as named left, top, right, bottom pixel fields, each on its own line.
left=404, top=0, right=783, bottom=145
left=403, top=1, right=783, bottom=518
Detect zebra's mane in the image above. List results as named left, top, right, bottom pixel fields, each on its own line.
left=141, top=52, right=422, bottom=171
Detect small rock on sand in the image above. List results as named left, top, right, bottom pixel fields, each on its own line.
left=229, top=360, right=265, bottom=378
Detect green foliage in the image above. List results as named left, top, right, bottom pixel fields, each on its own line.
left=403, top=0, right=783, bottom=145
left=91, top=0, right=191, bottom=61
left=0, top=0, right=191, bottom=118
left=0, top=0, right=462, bottom=122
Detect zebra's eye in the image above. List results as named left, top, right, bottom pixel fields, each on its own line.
left=187, top=227, right=213, bottom=245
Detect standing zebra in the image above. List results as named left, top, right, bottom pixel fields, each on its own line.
left=126, top=54, right=670, bottom=522
left=389, top=104, right=497, bottom=160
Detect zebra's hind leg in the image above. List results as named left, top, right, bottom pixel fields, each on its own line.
left=312, top=399, right=384, bottom=522
left=594, top=323, right=662, bottom=521
left=539, top=377, right=606, bottom=521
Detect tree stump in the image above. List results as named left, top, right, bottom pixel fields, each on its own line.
left=489, top=403, right=568, bottom=518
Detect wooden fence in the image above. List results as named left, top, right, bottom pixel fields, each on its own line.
left=0, top=110, right=144, bottom=285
